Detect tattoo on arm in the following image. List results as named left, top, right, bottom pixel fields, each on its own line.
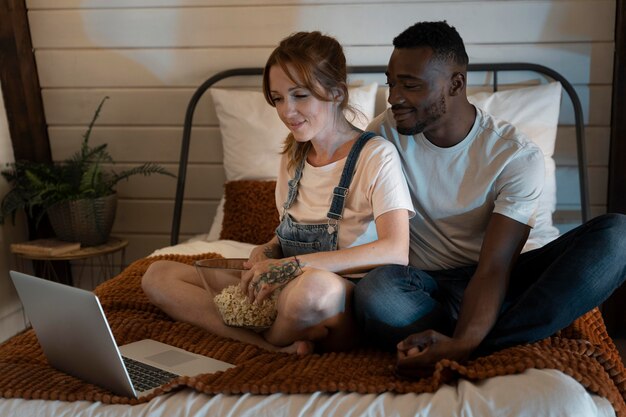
left=263, top=246, right=274, bottom=258
left=257, top=259, right=303, bottom=287
left=263, top=244, right=282, bottom=259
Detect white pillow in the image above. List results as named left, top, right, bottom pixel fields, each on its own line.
left=206, top=196, right=225, bottom=241
left=210, top=83, right=378, bottom=181
left=468, top=82, right=562, bottom=248
left=207, top=81, right=562, bottom=246
left=206, top=83, right=378, bottom=241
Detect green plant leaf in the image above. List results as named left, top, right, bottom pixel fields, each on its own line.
left=0, top=96, right=176, bottom=227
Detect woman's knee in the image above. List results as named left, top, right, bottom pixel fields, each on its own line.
left=141, top=260, right=184, bottom=303
left=278, top=270, right=350, bottom=327
left=142, top=261, right=168, bottom=287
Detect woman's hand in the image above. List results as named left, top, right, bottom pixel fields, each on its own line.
left=240, top=257, right=303, bottom=304
left=244, top=242, right=283, bottom=269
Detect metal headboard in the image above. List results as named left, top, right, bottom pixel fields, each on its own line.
left=170, top=63, right=589, bottom=245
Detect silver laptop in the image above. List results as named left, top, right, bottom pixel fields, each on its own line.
left=10, top=270, right=235, bottom=398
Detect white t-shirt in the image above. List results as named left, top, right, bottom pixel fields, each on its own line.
left=275, top=136, right=415, bottom=250
left=368, top=107, right=547, bottom=270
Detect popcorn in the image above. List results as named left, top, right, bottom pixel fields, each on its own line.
left=213, top=284, right=279, bottom=328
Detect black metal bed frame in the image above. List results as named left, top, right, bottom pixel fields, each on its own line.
left=170, top=63, right=589, bottom=245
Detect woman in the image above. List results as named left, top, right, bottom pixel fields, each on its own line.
left=142, top=31, right=413, bottom=354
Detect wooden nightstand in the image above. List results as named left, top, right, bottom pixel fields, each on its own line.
left=11, top=237, right=128, bottom=289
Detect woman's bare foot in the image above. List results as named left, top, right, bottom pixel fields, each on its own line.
left=279, top=340, right=315, bottom=355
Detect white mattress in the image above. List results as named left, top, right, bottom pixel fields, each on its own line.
left=0, top=239, right=615, bottom=417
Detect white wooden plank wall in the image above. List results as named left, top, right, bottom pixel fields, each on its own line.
left=25, top=0, right=616, bottom=264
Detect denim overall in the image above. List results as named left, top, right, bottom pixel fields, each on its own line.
left=276, top=131, right=376, bottom=258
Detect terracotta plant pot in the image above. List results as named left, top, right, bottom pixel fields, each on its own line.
left=47, top=194, right=117, bottom=246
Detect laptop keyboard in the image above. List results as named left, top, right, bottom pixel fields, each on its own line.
left=122, top=356, right=179, bottom=392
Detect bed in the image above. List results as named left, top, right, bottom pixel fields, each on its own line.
left=1, top=63, right=625, bottom=417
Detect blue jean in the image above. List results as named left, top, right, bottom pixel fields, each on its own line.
left=353, top=213, right=626, bottom=355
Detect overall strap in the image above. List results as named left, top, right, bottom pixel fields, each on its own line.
left=327, top=131, right=376, bottom=221
left=282, top=157, right=306, bottom=212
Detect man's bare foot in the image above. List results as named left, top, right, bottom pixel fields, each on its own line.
left=280, top=340, right=315, bottom=355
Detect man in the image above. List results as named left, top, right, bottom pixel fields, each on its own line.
left=354, top=21, right=626, bottom=378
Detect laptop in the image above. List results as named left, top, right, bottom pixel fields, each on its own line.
left=10, top=270, right=235, bottom=398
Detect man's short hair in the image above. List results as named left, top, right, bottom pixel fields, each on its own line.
left=393, top=21, right=469, bottom=67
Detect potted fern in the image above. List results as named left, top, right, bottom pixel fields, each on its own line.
left=0, top=97, right=174, bottom=246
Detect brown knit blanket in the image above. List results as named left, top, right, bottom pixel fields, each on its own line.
left=1, top=253, right=625, bottom=415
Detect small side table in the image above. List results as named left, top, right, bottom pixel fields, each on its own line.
left=11, top=237, right=128, bottom=288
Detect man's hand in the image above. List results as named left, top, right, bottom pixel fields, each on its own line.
left=395, top=330, right=473, bottom=379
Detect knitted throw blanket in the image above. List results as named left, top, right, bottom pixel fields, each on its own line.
left=1, top=253, right=625, bottom=415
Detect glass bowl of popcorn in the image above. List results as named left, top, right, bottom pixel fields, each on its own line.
left=195, top=258, right=277, bottom=331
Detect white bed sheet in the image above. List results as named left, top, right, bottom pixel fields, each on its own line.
left=0, top=239, right=615, bottom=417
left=0, top=370, right=614, bottom=417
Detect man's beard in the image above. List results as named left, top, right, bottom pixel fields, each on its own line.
left=396, top=94, right=446, bottom=136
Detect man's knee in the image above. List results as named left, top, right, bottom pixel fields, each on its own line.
left=600, top=213, right=626, bottom=241
left=600, top=213, right=626, bottom=286
left=353, top=265, right=409, bottom=325
left=354, top=265, right=395, bottom=303
left=587, top=214, right=626, bottom=262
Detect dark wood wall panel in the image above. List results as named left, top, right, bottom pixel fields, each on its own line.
left=609, top=0, right=625, bottom=213
left=0, top=0, right=50, bottom=163
left=602, top=0, right=625, bottom=337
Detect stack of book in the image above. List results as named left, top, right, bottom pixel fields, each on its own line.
left=10, top=239, right=81, bottom=256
